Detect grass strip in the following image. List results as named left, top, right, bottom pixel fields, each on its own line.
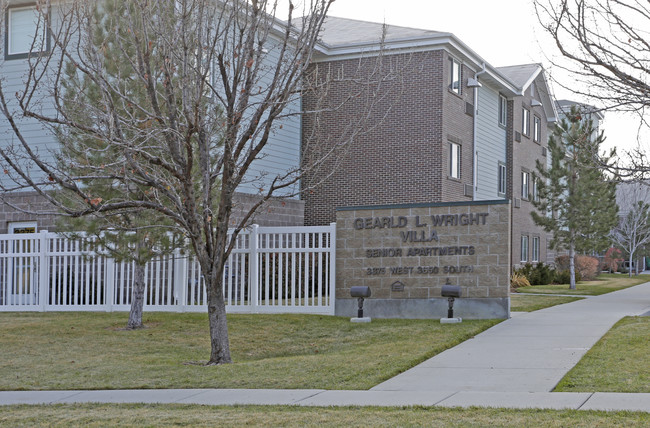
left=510, top=294, right=584, bottom=312
left=0, top=312, right=498, bottom=391
left=516, top=273, right=649, bottom=296
left=555, top=316, right=650, bottom=393
left=0, top=404, right=648, bottom=427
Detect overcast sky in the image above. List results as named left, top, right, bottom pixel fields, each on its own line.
left=322, top=0, right=643, bottom=156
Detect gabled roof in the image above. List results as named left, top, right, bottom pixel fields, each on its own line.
left=313, top=16, right=521, bottom=96
left=496, top=64, right=542, bottom=90
left=317, top=16, right=445, bottom=48
left=498, top=64, right=557, bottom=122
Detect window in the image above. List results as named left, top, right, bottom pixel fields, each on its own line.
left=498, top=95, right=507, bottom=126
left=521, top=171, right=529, bottom=199
left=8, top=221, right=37, bottom=234
left=498, top=162, right=506, bottom=195
left=450, top=58, right=461, bottom=94
left=532, top=236, right=540, bottom=262
left=533, top=116, right=541, bottom=142
left=521, top=236, right=529, bottom=262
left=5, top=5, right=49, bottom=60
left=449, top=142, right=461, bottom=179
left=522, top=108, right=530, bottom=136
left=532, top=177, right=539, bottom=202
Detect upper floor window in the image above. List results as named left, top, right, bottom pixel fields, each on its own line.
left=449, top=142, right=461, bottom=179
left=498, top=162, right=506, bottom=195
left=450, top=58, right=461, bottom=95
left=533, top=116, right=542, bottom=142
left=5, top=5, right=50, bottom=60
left=498, top=95, right=507, bottom=126
left=522, top=108, right=530, bottom=136
left=532, top=177, right=540, bottom=202
left=521, top=170, right=530, bottom=199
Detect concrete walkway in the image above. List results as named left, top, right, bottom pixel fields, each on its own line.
left=2, top=281, right=650, bottom=412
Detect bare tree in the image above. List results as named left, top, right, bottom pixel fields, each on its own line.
left=534, top=0, right=650, bottom=177
left=0, top=0, right=396, bottom=364
left=612, top=181, right=650, bottom=275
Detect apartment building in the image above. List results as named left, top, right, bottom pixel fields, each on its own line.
left=1, top=6, right=559, bottom=267
left=302, top=17, right=557, bottom=268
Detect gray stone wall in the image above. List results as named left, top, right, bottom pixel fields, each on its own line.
left=336, top=200, right=511, bottom=319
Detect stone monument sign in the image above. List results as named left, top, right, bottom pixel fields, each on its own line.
left=335, top=200, right=511, bottom=319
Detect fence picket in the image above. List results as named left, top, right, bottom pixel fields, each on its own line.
left=0, top=225, right=335, bottom=314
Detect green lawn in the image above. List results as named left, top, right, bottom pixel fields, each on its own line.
left=555, top=316, right=650, bottom=393
left=510, top=294, right=584, bottom=312
left=0, top=312, right=499, bottom=391
left=516, top=273, right=649, bottom=296
left=1, top=404, right=648, bottom=427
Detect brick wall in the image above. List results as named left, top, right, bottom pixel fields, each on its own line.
left=0, top=191, right=304, bottom=233
left=510, top=79, right=551, bottom=268
left=302, top=49, right=477, bottom=226
left=0, top=191, right=58, bottom=233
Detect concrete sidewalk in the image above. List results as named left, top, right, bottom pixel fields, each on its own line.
left=2, top=281, right=650, bottom=412
left=373, top=280, right=650, bottom=393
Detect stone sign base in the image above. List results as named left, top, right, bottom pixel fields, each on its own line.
left=336, top=200, right=511, bottom=320
left=336, top=297, right=509, bottom=319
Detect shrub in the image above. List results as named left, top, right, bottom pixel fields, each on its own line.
left=515, top=262, right=555, bottom=285
left=603, top=247, right=623, bottom=273
left=555, top=255, right=599, bottom=281
left=554, top=269, right=581, bottom=284
left=511, top=272, right=531, bottom=289
left=576, top=255, right=600, bottom=280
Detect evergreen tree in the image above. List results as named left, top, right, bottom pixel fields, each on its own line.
left=56, top=0, right=190, bottom=329
left=532, top=106, right=618, bottom=289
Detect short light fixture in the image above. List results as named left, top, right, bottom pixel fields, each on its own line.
left=350, top=286, right=372, bottom=323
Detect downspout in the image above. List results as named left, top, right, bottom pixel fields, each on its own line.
left=471, top=63, right=487, bottom=201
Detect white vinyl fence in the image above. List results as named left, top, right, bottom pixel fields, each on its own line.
left=0, top=224, right=336, bottom=315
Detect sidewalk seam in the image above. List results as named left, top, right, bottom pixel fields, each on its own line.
left=292, top=390, right=326, bottom=405
left=50, top=391, right=85, bottom=404
left=432, top=391, right=460, bottom=406
left=575, top=392, right=595, bottom=410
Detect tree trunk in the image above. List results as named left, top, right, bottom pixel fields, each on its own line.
left=569, top=243, right=576, bottom=290
left=206, top=281, right=232, bottom=365
left=127, top=262, right=146, bottom=329
left=628, top=254, right=633, bottom=278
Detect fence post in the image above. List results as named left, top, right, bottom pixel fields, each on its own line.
left=249, top=224, right=259, bottom=311
left=38, top=231, right=49, bottom=312
left=105, top=256, right=115, bottom=312
left=173, top=247, right=188, bottom=312
left=329, top=222, right=337, bottom=315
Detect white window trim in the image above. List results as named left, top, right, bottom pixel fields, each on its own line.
left=532, top=236, right=540, bottom=262
left=533, top=116, right=541, bottom=142
left=522, top=108, right=530, bottom=136
left=521, top=170, right=529, bottom=200
left=498, top=94, right=507, bottom=126
left=498, top=162, right=506, bottom=195
left=450, top=58, right=461, bottom=95
left=5, top=4, right=50, bottom=60
left=9, top=221, right=37, bottom=234
left=521, top=235, right=529, bottom=262
left=449, top=142, right=461, bottom=179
